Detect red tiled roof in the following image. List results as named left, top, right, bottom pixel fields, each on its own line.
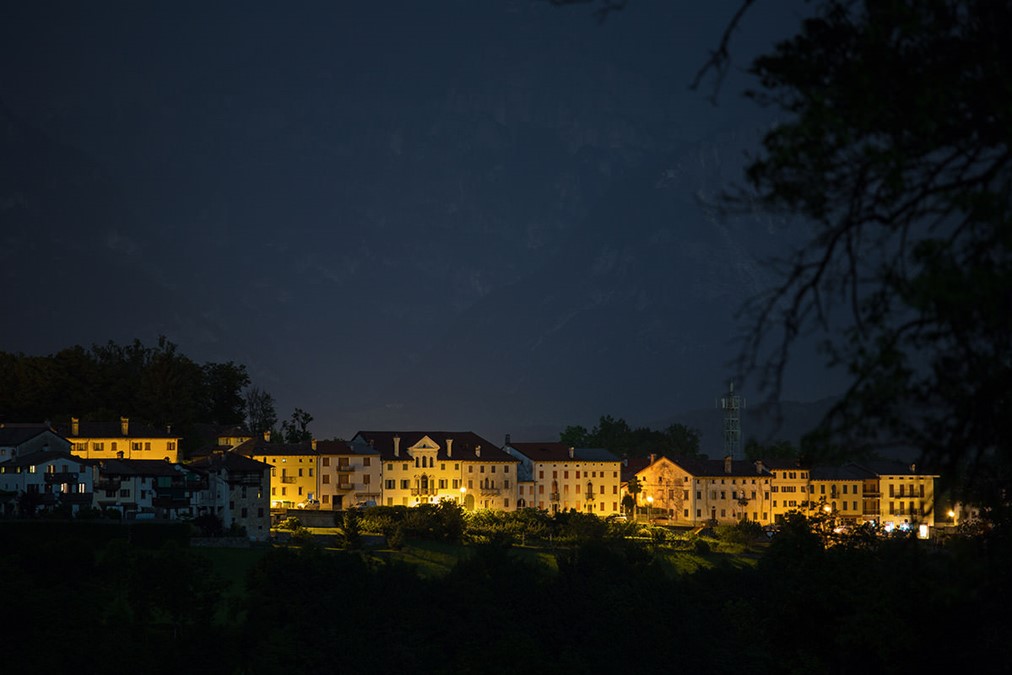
left=353, top=431, right=516, bottom=463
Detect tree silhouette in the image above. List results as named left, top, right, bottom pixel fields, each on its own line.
left=714, top=0, right=1012, bottom=509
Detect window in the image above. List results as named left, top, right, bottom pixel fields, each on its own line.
left=504, top=466, right=509, bottom=474
left=364, top=458, right=371, bottom=467
left=400, top=480, right=409, bottom=489
left=469, top=466, right=474, bottom=473
left=298, top=487, right=303, bottom=496
left=387, top=463, right=393, bottom=471
left=539, top=485, right=544, bottom=494
left=144, top=442, right=151, bottom=451
left=309, top=468, right=313, bottom=477
left=323, top=457, right=330, bottom=466
left=539, top=470, right=544, bottom=479
left=480, top=466, right=485, bottom=473
left=272, top=487, right=276, bottom=496
left=282, top=488, right=287, bottom=496
left=241, top=507, right=248, bottom=517
left=364, top=475, right=371, bottom=484
left=298, top=469, right=303, bottom=477
left=564, top=471, right=569, bottom=479
left=491, top=466, right=496, bottom=473
left=323, top=475, right=330, bottom=484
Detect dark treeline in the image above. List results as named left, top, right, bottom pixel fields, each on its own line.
left=560, top=414, right=702, bottom=458
left=2, top=516, right=1008, bottom=673
left=0, top=337, right=250, bottom=449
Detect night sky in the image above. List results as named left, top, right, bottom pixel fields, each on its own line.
left=1, top=1, right=844, bottom=444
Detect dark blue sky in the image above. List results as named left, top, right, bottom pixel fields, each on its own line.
left=1, top=1, right=841, bottom=445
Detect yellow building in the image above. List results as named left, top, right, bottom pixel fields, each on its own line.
left=352, top=431, right=520, bottom=511
left=854, top=460, right=938, bottom=532
left=235, top=435, right=318, bottom=509
left=60, top=417, right=181, bottom=463
left=620, top=454, right=687, bottom=521
left=666, top=456, right=774, bottom=525
left=503, top=440, right=622, bottom=516
left=315, top=439, right=381, bottom=509
left=764, top=460, right=814, bottom=523
left=809, top=466, right=867, bottom=523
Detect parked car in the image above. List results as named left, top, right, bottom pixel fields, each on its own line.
left=296, top=499, right=320, bottom=510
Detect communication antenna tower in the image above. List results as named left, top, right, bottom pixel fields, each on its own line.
left=718, top=381, right=746, bottom=460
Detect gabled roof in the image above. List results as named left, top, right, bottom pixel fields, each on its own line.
left=668, top=456, right=772, bottom=479
left=851, top=459, right=938, bottom=477
left=621, top=456, right=655, bottom=482
left=353, top=431, right=516, bottom=463
left=233, top=437, right=316, bottom=457
left=315, top=439, right=380, bottom=457
left=810, top=465, right=873, bottom=481
left=0, top=424, right=59, bottom=447
left=97, top=459, right=186, bottom=477
left=506, top=442, right=620, bottom=464
left=0, top=449, right=88, bottom=469
left=188, top=452, right=269, bottom=473
left=56, top=419, right=178, bottom=439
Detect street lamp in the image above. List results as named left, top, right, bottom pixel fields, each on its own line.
left=460, top=486, right=467, bottom=509
left=646, top=495, right=654, bottom=523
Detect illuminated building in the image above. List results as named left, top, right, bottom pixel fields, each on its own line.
left=59, top=417, right=181, bottom=463
left=502, top=439, right=622, bottom=516
left=314, top=439, right=381, bottom=509
left=353, top=431, right=519, bottom=510
left=763, top=460, right=814, bottom=523
left=851, top=460, right=938, bottom=532
left=234, top=433, right=319, bottom=509
left=621, top=454, right=688, bottom=522
left=663, top=456, right=774, bottom=525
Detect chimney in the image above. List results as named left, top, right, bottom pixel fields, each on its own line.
left=755, top=459, right=764, bottom=474
left=504, top=433, right=511, bottom=446
left=71, top=417, right=80, bottom=436
left=909, top=463, right=917, bottom=473
left=569, top=447, right=575, bottom=459
left=263, top=430, right=271, bottom=442
left=166, top=423, right=172, bottom=435
left=475, top=445, right=481, bottom=458
left=311, top=439, right=317, bottom=451
left=623, top=456, right=628, bottom=467
left=120, top=417, right=129, bottom=436
left=446, top=438, right=453, bottom=457
left=649, top=453, right=656, bottom=465
left=724, top=455, right=733, bottom=474
left=393, top=435, right=400, bottom=457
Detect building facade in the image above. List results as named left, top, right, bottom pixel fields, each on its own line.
left=353, top=431, right=520, bottom=511
left=503, top=441, right=622, bottom=516
left=60, top=417, right=181, bottom=463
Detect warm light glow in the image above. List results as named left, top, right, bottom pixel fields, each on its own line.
left=918, top=524, right=929, bottom=539
left=823, top=505, right=831, bottom=513
left=947, top=510, right=955, bottom=519
left=646, top=495, right=654, bottom=504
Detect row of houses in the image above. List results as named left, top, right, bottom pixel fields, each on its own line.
left=0, top=420, right=940, bottom=540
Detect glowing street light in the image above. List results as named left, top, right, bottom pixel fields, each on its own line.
left=460, top=486, right=467, bottom=508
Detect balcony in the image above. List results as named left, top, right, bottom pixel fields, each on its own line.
left=280, top=476, right=297, bottom=484
left=550, top=492, right=560, bottom=502
left=480, top=488, right=501, bottom=496
left=334, top=464, right=354, bottom=473
left=410, top=487, right=437, bottom=496
left=334, top=482, right=355, bottom=492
